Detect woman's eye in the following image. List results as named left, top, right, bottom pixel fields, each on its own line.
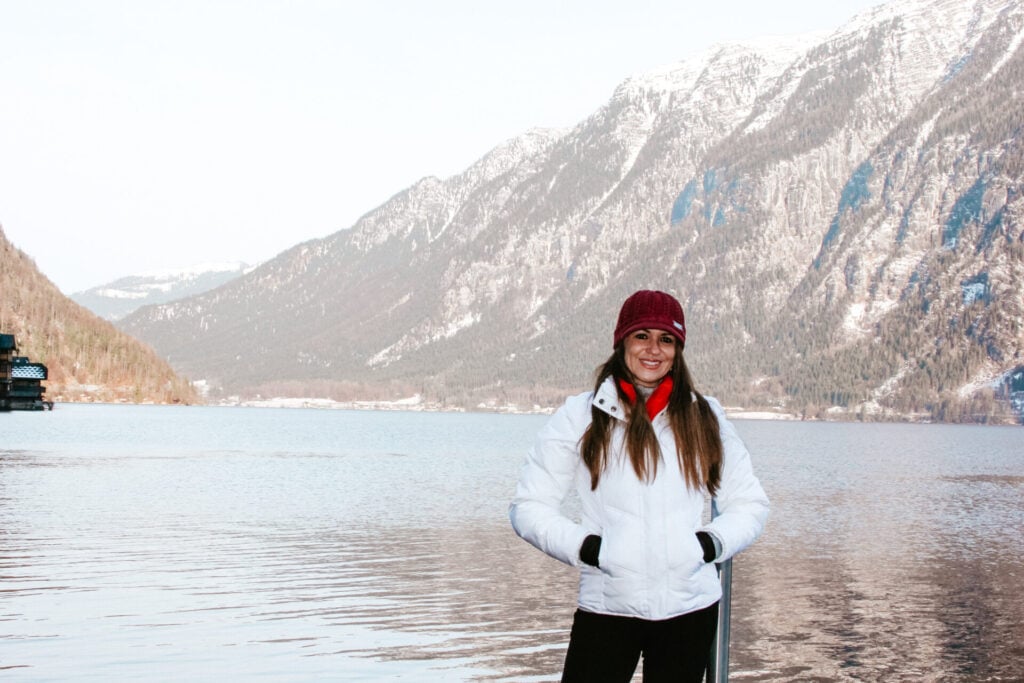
left=660, top=336, right=674, bottom=344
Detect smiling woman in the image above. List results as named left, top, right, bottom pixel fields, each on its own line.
left=509, top=289, right=770, bottom=682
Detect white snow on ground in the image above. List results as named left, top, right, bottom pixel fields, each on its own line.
left=984, top=23, right=1024, bottom=83
left=237, top=395, right=428, bottom=411
left=957, top=362, right=1010, bottom=398
left=96, top=288, right=149, bottom=299
left=725, top=410, right=799, bottom=420
left=874, top=362, right=912, bottom=400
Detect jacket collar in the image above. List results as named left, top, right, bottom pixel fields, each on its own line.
left=592, top=376, right=627, bottom=420
left=592, top=376, right=695, bottom=420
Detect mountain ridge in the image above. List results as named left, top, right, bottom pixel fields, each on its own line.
left=71, top=262, right=252, bottom=320
left=120, top=0, right=1024, bottom=423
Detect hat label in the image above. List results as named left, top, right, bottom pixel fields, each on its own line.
left=674, top=321, right=684, bottom=330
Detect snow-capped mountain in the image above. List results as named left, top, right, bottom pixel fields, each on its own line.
left=73, top=262, right=252, bottom=320
left=121, top=0, right=1024, bottom=422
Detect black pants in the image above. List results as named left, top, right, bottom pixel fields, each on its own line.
left=561, top=603, right=718, bottom=683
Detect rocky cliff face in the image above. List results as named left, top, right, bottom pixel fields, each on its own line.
left=122, top=0, right=1024, bottom=422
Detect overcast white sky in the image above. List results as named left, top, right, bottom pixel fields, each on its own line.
left=0, top=0, right=883, bottom=294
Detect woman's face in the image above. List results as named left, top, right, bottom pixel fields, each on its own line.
left=623, top=328, right=677, bottom=387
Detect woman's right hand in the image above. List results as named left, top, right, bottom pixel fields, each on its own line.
left=580, top=534, right=602, bottom=567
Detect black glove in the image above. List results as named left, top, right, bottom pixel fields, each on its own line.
left=580, top=534, right=602, bottom=567
left=696, top=531, right=717, bottom=563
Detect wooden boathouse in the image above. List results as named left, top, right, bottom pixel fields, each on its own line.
left=0, top=333, right=53, bottom=411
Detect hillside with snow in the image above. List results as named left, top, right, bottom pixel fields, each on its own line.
left=72, top=262, right=252, bottom=320
left=121, top=0, right=1024, bottom=423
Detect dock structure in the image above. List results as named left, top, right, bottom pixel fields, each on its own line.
left=0, top=333, right=53, bottom=411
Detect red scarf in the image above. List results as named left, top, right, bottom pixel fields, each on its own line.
left=618, top=376, right=674, bottom=420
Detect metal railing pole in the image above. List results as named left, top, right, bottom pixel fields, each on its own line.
left=706, top=557, right=732, bottom=682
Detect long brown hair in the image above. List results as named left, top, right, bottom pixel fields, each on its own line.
left=579, top=343, right=723, bottom=494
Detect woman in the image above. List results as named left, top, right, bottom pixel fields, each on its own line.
left=509, top=289, right=769, bottom=682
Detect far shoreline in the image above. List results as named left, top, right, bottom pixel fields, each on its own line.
left=37, top=396, right=1022, bottom=426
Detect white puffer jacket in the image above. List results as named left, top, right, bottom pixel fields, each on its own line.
left=509, top=377, right=769, bottom=620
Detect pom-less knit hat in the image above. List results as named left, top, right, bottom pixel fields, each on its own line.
left=613, top=290, right=686, bottom=348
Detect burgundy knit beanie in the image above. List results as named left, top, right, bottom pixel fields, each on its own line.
left=613, top=290, right=686, bottom=348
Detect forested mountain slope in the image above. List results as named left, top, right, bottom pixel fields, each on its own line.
left=1, top=226, right=197, bottom=404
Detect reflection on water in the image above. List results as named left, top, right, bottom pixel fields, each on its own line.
left=1, top=405, right=1022, bottom=681
left=729, top=422, right=1024, bottom=682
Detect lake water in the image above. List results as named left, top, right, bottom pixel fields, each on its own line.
left=1, top=404, right=1022, bottom=682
